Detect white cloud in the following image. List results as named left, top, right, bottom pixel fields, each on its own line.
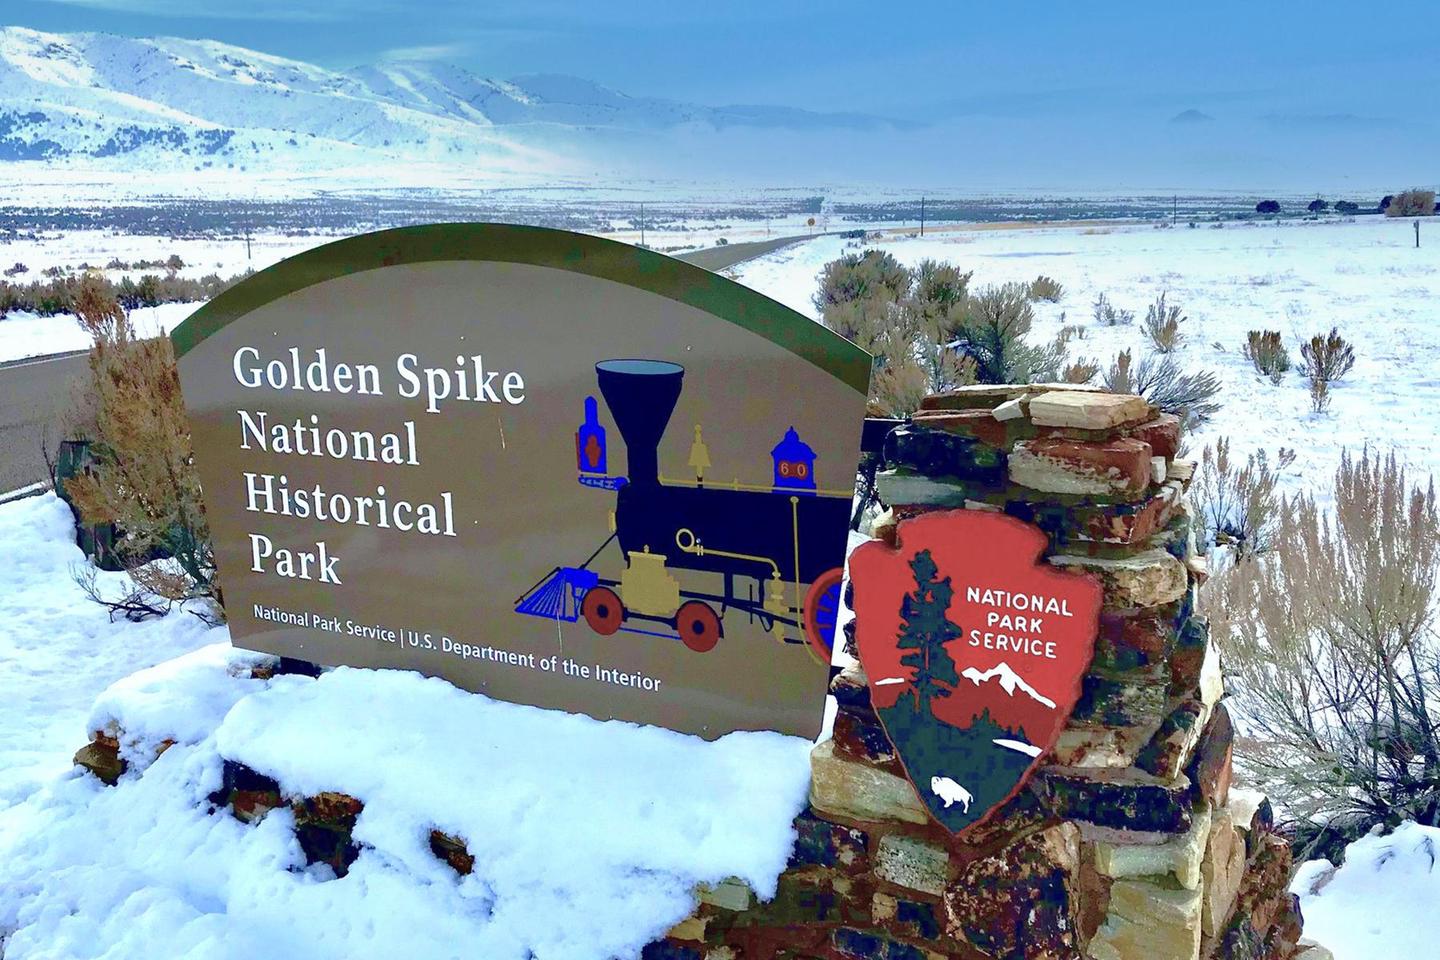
left=379, top=42, right=470, bottom=63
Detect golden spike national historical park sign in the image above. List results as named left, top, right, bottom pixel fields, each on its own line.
left=171, top=224, right=871, bottom=739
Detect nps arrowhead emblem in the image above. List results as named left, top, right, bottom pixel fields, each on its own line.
left=848, top=510, right=1102, bottom=836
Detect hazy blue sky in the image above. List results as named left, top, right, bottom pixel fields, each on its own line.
left=4, top=0, right=1436, bottom=190
left=4, top=0, right=1430, bottom=118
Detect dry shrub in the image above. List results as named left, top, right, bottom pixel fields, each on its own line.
left=1142, top=292, right=1185, bottom=353
left=813, top=249, right=912, bottom=357
left=64, top=274, right=220, bottom=619
left=1104, top=349, right=1221, bottom=431
left=1301, top=327, right=1355, bottom=384
left=1385, top=189, right=1436, bottom=217
left=1243, top=330, right=1291, bottom=384
left=1060, top=358, right=1101, bottom=384
left=1091, top=292, right=1133, bottom=326
left=1301, top=328, right=1355, bottom=414
left=815, top=253, right=1066, bottom=412
left=1191, top=437, right=1295, bottom=556
left=1028, top=275, right=1064, bottom=302
left=1203, top=450, right=1440, bottom=831
left=1309, top=376, right=1332, bottom=414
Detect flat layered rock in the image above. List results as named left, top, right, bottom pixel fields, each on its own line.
left=1029, top=391, right=1152, bottom=430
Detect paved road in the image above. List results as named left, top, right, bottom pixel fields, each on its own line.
left=0, top=235, right=812, bottom=497
left=673, top=235, right=805, bottom=271
left=0, top=351, right=86, bottom=494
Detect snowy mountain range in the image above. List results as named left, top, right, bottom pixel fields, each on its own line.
left=0, top=27, right=901, bottom=177
left=959, top=663, right=1056, bottom=709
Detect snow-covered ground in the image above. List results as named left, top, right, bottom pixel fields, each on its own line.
left=1291, top=821, right=1440, bottom=957
left=0, top=301, right=199, bottom=363
left=0, top=228, right=332, bottom=362
left=0, top=493, right=813, bottom=960
left=0, top=496, right=217, bottom=810
left=735, top=215, right=1440, bottom=505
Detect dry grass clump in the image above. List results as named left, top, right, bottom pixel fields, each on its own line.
left=1300, top=327, right=1356, bottom=413
left=1060, top=358, right=1101, bottom=384
left=1142, top=292, right=1185, bottom=353
left=1028, top=275, right=1064, bottom=302
left=1243, top=330, right=1291, bottom=384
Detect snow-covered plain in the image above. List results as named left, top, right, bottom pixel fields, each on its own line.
left=0, top=493, right=814, bottom=960
left=3, top=215, right=1439, bottom=958
left=734, top=215, right=1440, bottom=507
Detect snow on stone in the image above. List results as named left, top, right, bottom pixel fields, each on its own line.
left=1293, top=822, right=1440, bottom=958
left=1, top=660, right=812, bottom=959
left=0, top=496, right=813, bottom=959
left=88, top=644, right=269, bottom=771
left=0, top=494, right=219, bottom=809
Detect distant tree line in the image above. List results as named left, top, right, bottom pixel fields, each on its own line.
left=1253, top=189, right=1435, bottom=217
left=0, top=267, right=252, bottom=319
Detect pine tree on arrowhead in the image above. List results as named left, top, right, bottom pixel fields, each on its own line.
left=896, top=549, right=962, bottom=712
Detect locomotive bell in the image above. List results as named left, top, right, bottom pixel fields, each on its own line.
left=596, top=359, right=684, bottom=488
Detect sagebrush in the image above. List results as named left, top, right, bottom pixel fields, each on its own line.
left=63, top=274, right=221, bottom=620
left=1103, top=349, right=1221, bottom=431
left=1142, top=292, right=1185, bottom=353
left=1203, top=450, right=1440, bottom=834
left=1191, top=437, right=1295, bottom=556
left=1243, top=330, right=1291, bottom=384
left=816, top=252, right=1071, bottom=413
left=0, top=268, right=251, bottom=319
left=1028, top=275, right=1064, bottom=302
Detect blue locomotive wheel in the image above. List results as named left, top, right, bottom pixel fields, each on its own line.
left=803, top=567, right=844, bottom=664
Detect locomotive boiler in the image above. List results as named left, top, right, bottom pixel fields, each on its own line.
left=515, top=358, right=853, bottom=662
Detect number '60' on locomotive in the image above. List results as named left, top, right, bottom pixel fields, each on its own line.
left=514, top=359, right=851, bottom=663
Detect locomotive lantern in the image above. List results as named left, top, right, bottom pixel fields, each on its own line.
left=772, top=427, right=818, bottom=492
left=575, top=395, right=607, bottom=476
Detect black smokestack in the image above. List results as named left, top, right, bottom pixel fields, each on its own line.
left=596, top=359, right=684, bottom=487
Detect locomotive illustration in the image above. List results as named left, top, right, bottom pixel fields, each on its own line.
left=515, top=358, right=852, bottom=662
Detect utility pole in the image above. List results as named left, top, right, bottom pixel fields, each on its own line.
left=245, top=230, right=252, bottom=264
left=1417, top=220, right=1422, bottom=249
left=920, top=196, right=926, bottom=236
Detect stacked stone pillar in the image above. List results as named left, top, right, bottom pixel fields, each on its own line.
left=650, top=384, right=1310, bottom=960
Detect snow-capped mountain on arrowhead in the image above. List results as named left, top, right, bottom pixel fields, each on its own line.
left=0, top=26, right=901, bottom=174
left=959, top=663, right=1057, bottom=710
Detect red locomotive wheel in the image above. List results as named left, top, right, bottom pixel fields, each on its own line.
left=581, top=587, right=624, bottom=636
left=803, top=567, right=845, bottom=665
left=675, top=601, right=722, bottom=653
